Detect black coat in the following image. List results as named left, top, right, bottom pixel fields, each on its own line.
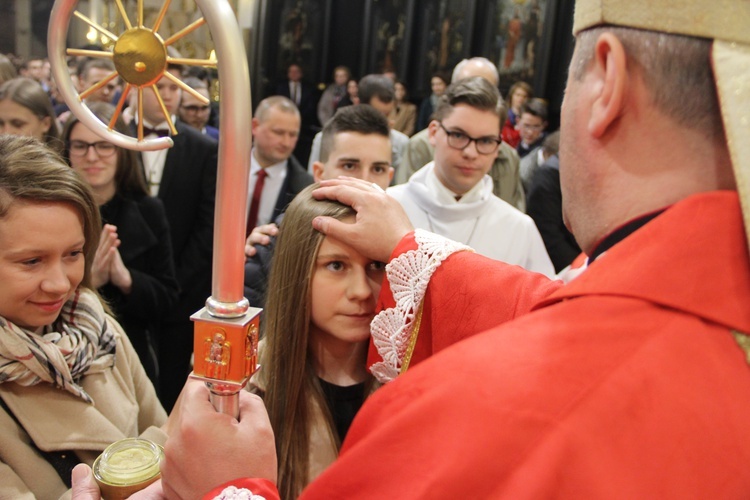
left=275, top=79, right=319, bottom=129
left=147, top=121, right=218, bottom=320
left=526, top=155, right=581, bottom=272
left=99, top=193, right=179, bottom=380
left=270, top=155, right=314, bottom=223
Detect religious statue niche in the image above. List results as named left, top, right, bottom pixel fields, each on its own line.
left=204, top=330, right=231, bottom=380
left=412, top=0, right=476, bottom=95
left=276, top=0, right=325, bottom=82
left=370, top=0, right=415, bottom=77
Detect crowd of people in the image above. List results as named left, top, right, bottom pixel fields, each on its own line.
left=3, top=0, right=750, bottom=497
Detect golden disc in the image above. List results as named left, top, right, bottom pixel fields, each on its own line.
left=113, top=28, right=167, bottom=87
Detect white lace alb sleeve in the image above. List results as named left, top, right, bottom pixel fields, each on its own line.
left=369, top=229, right=472, bottom=383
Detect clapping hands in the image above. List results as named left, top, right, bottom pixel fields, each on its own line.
left=91, top=224, right=132, bottom=293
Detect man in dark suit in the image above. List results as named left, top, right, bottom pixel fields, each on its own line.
left=135, top=64, right=218, bottom=411
left=274, top=63, right=319, bottom=166
left=246, top=95, right=313, bottom=235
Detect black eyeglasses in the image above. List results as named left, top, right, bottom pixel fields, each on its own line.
left=180, top=104, right=210, bottom=113
left=438, top=122, right=501, bottom=155
left=68, top=140, right=117, bottom=158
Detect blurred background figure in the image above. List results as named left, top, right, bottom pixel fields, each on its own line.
left=308, top=74, right=408, bottom=177
left=247, top=96, right=311, bottom=233
left=77, top=59, right=119, bottom=104
left=0, top=55, right=18, bottom=86
left=0, top=77, right=61, bottom=154
left=317, top=65, right=350, bottom=126
left=178, top=76, right=219, bottom=140
left=389, top=80, right=417, bottom=136
left=183, top=65, right=220, bottom=130
left=337, top=78, right=360, bottom=109
left=274, top=63, right=319, bottom=166
left=62, top=102, right=180, bottom=386
left=517, top=97, right=549, bottom=192
left=416, top=72, right=448, bottom=132
left=18, top=57, right=46, bottom=91
left=525, top=131, right=581, bottom=273
left=56, top=59, right=120, bottom=123
left=502, top=81, right=533, bottom=148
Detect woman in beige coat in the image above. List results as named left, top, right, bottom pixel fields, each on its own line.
left=0, top=135, right=167, bottom=499
left=388, top=81, right=417, bottom=137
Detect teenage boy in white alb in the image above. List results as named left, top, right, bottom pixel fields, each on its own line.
left=387, top=77, right=554, bottom=277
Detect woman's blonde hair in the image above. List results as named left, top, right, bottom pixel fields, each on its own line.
left=0, top=135, right=101, bottom=290
left=262, top=184, right=371, bottom=499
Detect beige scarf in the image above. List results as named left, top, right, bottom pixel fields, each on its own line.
left=0, top=288, right=116, bottom=403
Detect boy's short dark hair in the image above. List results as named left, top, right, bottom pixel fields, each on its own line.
left=542, top=130, right=560, bottom=158
left=319, top=104, right=390, bottom=163
left=357, top=74, right=395, bottom=105
left=433, top=76, right=506, bottom=128
left=520, top=98, right=548, bottom=122
left=78, top=58, right=115, bottom=79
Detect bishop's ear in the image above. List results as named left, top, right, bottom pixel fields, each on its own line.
left=588, top=32, right=627, bottom=138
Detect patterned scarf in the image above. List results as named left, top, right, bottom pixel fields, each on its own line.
left=0, top=288, right=117, bottom=403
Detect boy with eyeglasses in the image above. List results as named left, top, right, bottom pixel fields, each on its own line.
left=517, top=98, right=549, bottom=191
left=177, top=76, right=219, bottom=140
left=386, top=77, right=554, bottom=276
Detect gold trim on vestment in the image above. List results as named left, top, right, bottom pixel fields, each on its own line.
left=731, top=331, right=750, bottom=366
left=401, top=301, right=425, bottom=374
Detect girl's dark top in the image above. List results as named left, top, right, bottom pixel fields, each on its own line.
left=319, top=378, right=366, bottom=441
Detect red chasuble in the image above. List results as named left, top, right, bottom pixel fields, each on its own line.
left=218, top=191, right=750, bottom=498
left=307, top=191, right=750, bottom=497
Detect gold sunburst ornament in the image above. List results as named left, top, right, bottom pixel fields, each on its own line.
left=57, top=0, right=216, bottom=141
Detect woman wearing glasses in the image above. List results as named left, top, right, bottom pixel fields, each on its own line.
left=62, top=102, right=179, bottom=389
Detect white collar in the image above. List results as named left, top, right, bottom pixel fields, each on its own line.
left=425, top=165, right=487, bottom=205
left=250, top=149, right=287, bottom=178
left=402, top=162, right=494, bottom=222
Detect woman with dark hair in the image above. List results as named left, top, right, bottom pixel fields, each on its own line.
left=389, top=80, right=417, bottom=136
left=336, top=78, right=360, bottom=109
left=62, top=102, right=179, bottom=387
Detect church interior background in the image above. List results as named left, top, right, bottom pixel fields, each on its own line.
left=0, top=0, right=575, bottom=128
